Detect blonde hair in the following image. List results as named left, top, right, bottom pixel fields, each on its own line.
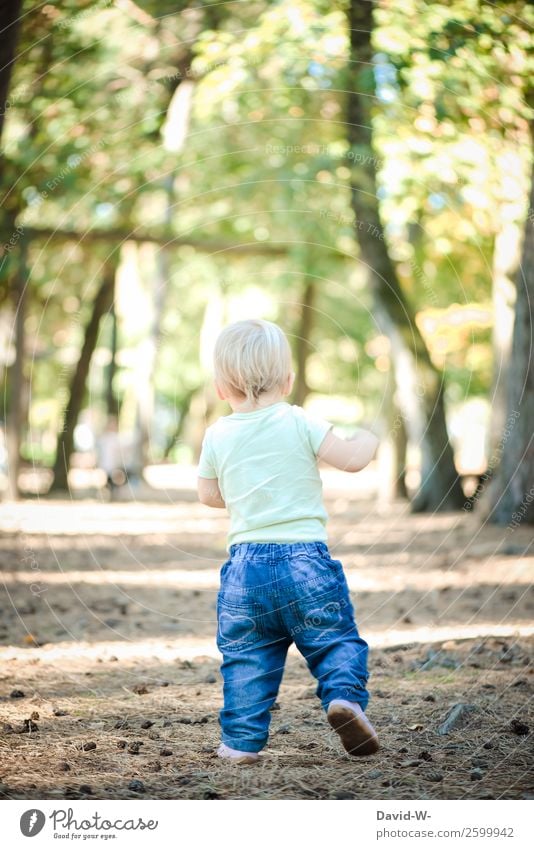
left=214, top=319, right=292, bottom=403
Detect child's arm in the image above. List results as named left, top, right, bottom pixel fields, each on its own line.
left=317, top=427, right=379, bottom=473
left=198, top=476, right=226, bottom=508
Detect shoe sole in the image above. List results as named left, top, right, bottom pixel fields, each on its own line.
left=327, top=705, right=379, bottom=757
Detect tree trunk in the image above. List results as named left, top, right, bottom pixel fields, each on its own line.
left=293, top=277, right=316, bottom=406
left=392, top=401, right=408, bottom=499
left=487, top=147, right=523, bottom=459
left=105, top=303, right=118, bottom=417
left=377, top=361, right=408, bottom=503
left=130, top=43, right=196, bottom=474
left=5, top=234, right=27, bottom=499
left=131, top=179, right=175, bottom=474
left=51, top=258, right=117, bottom=491
left=163, top=385, right=200, bottom=459
left=488, top=148, right=534, bottom=526
left=387, top=364, right=408, bottom=499
left=345, top=0, right=464, bottom=511
left=0, top=0, right=22, bottom=150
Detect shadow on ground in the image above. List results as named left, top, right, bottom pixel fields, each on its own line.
left=0, top=486, right=532, bottom=799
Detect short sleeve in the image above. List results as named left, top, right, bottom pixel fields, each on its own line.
left=296, top=406, right=333, bottom=455
left=197, top=430, right=217, bottom=478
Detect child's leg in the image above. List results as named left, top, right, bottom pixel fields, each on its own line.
left=286, top=554, right=378, bottom=754
left=292, top=597, right=379, bottom=755
left=291, top=585, right=370, bottom=711
left=296, top=622, right=370, bottom=710
left=217, top=598, right=290, bottom=753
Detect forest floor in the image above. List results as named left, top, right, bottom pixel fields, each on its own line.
left=0, top=468, right=533, bottom=800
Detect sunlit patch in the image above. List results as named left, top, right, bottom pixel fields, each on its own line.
left=1, top=624, right=532, bottom=665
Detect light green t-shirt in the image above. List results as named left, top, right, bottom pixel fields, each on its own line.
left=198, top=402, right=333, bottom=549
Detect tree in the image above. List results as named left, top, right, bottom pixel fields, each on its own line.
left=345, top=0, right=464, bottom=511
left=488, top=115, right=534, bottom=526
left=2, top=0, right=530, bottom=495
left=51, top=256, right=118, bottom=491
left=371, top=0, right=532, bottom=486
left=0, top=0, right=23, bottom=497
left=5, top=233, right=27, bottom=498
left=293, top=277, right=316, bottom=406
left=0, top=0, right=23, bottom=154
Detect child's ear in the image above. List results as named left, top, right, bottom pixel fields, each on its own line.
left=285, top=371, right=295, bottom=395
left=215, top=382, right=226, bottom=401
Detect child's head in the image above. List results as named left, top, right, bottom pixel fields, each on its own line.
left=214, top=319, right=293, bottom=405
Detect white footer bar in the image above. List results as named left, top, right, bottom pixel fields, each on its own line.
left=2, top=799, right=533, bottom=848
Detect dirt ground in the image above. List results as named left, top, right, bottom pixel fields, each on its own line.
left=0, top=471, right=533, bottom=800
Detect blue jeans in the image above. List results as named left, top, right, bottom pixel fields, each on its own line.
left=216, top=541, right=370, bottom=753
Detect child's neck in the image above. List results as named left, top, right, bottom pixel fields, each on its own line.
left=229, top=392, right=286, bottom=414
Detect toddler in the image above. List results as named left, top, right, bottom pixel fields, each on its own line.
left=198, top=319, right=379, bottom=763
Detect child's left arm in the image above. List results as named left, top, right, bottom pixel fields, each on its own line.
left=198, top=477, right=226, bottom=508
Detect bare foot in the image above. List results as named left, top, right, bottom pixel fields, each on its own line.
left=217, top=743, right=260, bottom=765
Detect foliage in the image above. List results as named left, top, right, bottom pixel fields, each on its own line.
left=1, top=0, right=532, bottom=467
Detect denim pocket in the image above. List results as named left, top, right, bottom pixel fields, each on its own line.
left=290, top=583, right=349, bottom=643
left=217, top=595, right=263, bottom=651
left=317, top=547, right=342, bottom=569
left=298, top=546, right=340, bottom=569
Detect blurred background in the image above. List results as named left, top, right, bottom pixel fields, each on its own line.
left=1, top=2, right=533, bottom=803
left=0, top=0, right=532, bottom=525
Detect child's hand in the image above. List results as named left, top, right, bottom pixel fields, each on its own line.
left=317, top=427, right=379, bottom=473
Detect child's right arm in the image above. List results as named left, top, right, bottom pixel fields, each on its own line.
left=198, top=476, right=226, bottom=508
left=317, top=427, right=378, bottom=473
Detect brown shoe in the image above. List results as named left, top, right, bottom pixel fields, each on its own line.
left=327, top=700, right=379, bottom=757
